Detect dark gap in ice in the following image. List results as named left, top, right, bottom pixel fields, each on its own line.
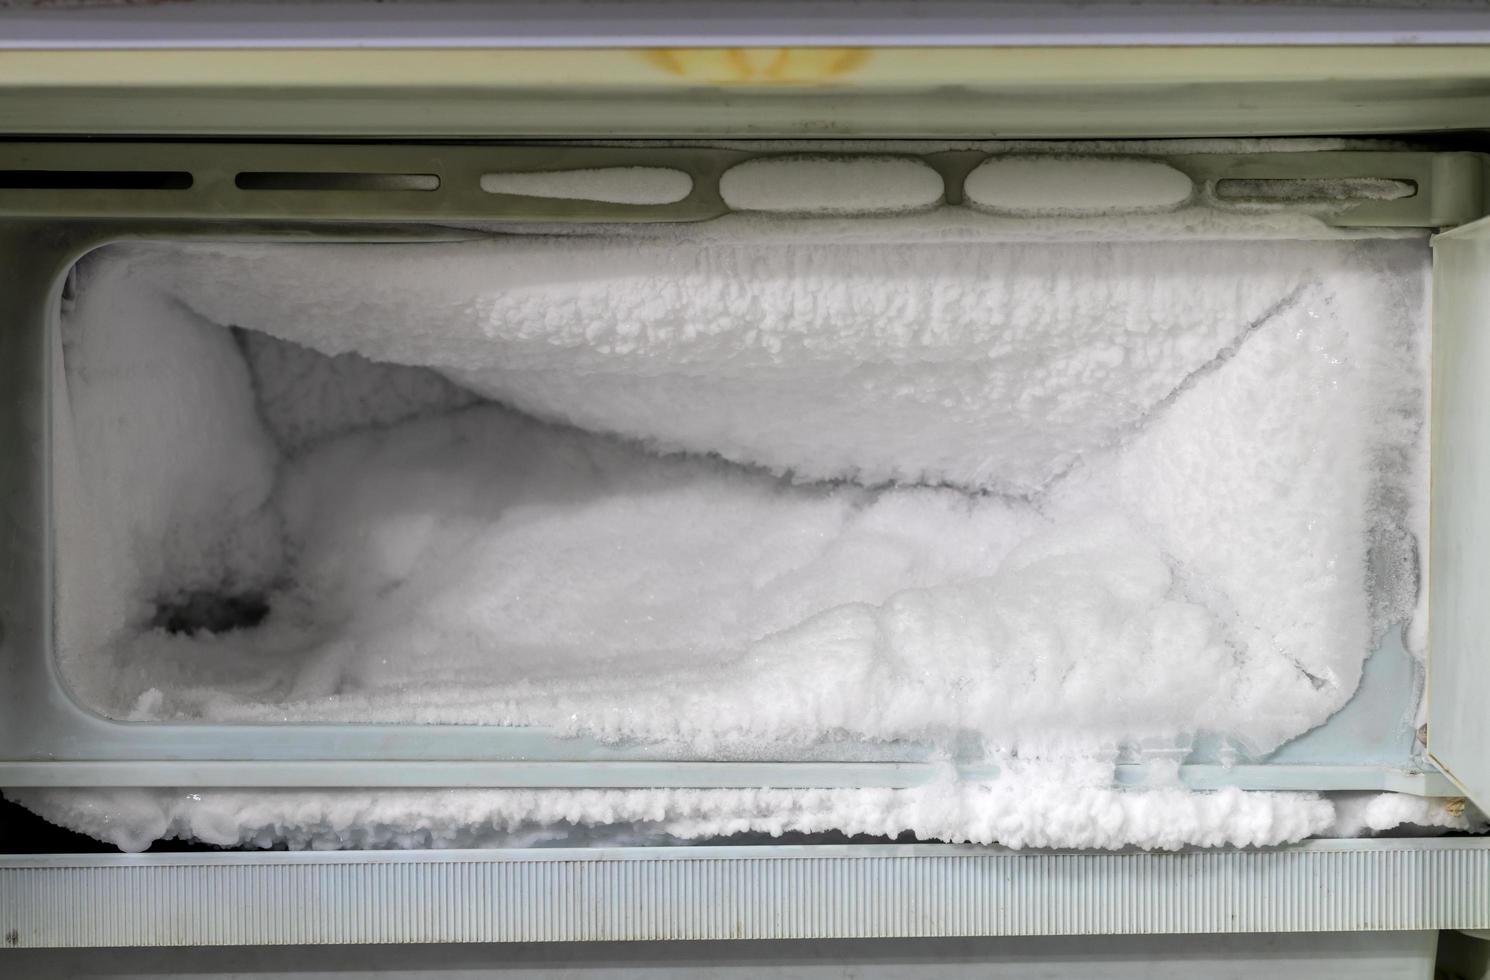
left=151, top=591, right=270, bottom=636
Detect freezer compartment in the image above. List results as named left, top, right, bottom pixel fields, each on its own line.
left=47, top=230, right=1431, bottom=765
left=0, top=141, right=1478, bottom=809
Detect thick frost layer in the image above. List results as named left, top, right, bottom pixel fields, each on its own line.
left=965, top=157, right=1194, bottom=215
left=131, top=237, right=1345, bottom=496
left=1324, top=792, right=1484, bottom=839
left=38, top=207, right=1433, bottom=849
left=67, top=233, right=1426, bottom=754
left=11, top=783, right=1336, bottom=853
left=238, top=330, right=479, bottom=454
left=719, top=157, right=945, bottom=214
left=52, top=261, right=284, bottom=708
left=16, top=783, right=1478, bottom=854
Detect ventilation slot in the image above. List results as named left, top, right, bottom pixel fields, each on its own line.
left=1214, top=177, right=1417, bottom=203
left=235, top=172, right=439, bottom=192
left=480, top=167, right=693, bottom=205
left=0, top=170, right=192, bottom=190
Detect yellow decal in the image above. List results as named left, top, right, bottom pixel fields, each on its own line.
left=641, top=48, right=870, bottom=85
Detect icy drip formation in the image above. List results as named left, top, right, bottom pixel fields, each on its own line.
left=41, top=215, right=1431, bottom=849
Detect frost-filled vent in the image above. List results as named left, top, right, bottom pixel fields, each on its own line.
left=1213, top=177, right=1418, bottom=203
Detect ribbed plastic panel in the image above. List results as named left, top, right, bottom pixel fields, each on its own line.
left=3, top=840, right=1488, bottom=948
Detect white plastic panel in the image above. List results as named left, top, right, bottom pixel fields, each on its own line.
left=1429, top=215, right=1490, bottom=814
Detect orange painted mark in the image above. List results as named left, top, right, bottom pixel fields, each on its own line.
left=640, top=48, right=871, bottom=85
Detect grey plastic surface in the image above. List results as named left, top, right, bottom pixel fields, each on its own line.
left=0, top=933, right=1446, bottom=980
left=1, top=840, right=1487, bottom=946
left=7, top=0, right=1490, bottom=50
